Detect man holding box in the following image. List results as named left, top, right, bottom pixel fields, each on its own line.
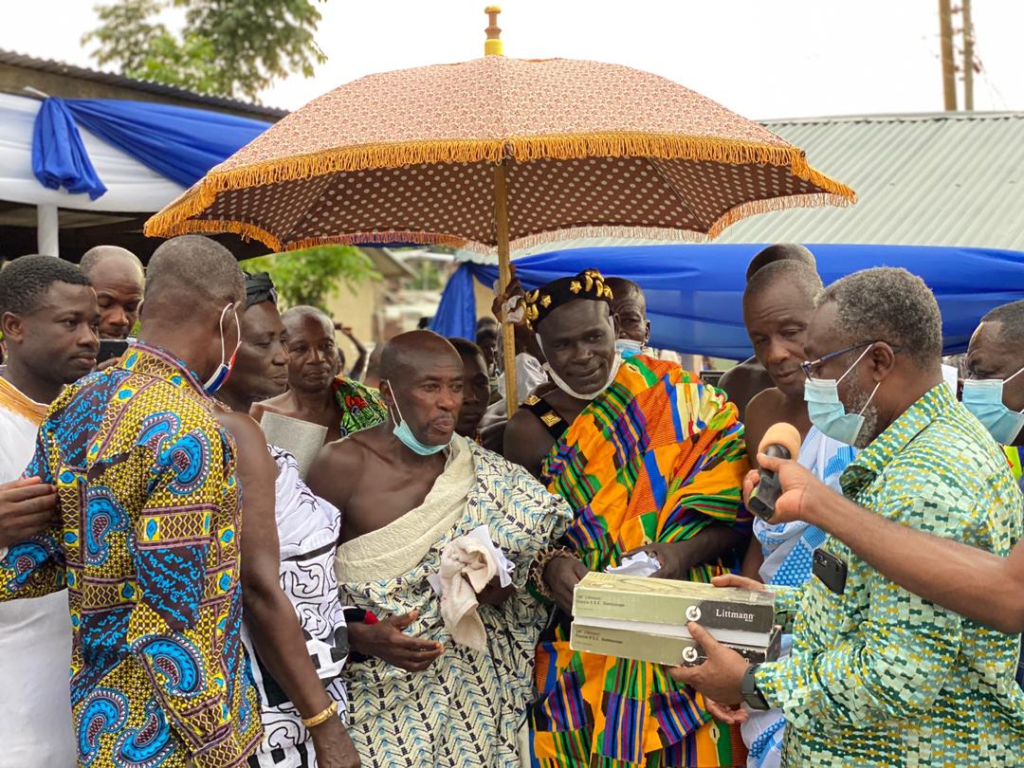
left=505, top=269, right=752, bottom=768
left=672, top=268, right=1024, bottom=766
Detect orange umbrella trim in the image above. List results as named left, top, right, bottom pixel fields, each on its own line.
left=143, top=130, right=855, bottom=248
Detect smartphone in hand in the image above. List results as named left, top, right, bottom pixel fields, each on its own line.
left=97, top=339, right=131, bottom=365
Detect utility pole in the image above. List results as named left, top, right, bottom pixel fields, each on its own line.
left=962, top=0, right=975, bottom=110
left=939, top=0, right=957, bottom=111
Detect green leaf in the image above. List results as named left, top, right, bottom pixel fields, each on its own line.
left=239, top=246, right=381, bottom=311
left=85, top=0, right=325, bottom=102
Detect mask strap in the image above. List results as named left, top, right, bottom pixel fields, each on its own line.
left=217, top=303, right=231, bottom=362
left=857, top=381, right=882, bottom=416
left=837, top=344, right=875, bottom=385
left=229, top=308, right=242, bottom=360
left=383, top=380, right=405, bottom=424
left=1004, top=364, right=1024, bottom=385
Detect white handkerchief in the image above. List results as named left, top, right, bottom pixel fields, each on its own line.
left=428, top=525, right=515, bottom=596
left=465, top=525, right=515, bottom=588
left=605, top=552, right=661, bottom=578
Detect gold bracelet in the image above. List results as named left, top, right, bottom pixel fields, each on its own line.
left=301, top=700, right=338, bottom=729
left=529, top=545, right=579, bottom=600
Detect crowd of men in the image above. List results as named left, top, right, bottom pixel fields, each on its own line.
left=0, top=234, right=1022, bottom=768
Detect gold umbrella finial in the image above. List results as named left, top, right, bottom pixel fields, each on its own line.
left=484, top=6, right=503, bottom=56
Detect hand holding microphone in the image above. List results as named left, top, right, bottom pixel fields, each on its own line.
left=747, top=423, right=802, bottom=521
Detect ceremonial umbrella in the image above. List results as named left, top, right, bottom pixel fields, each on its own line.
left=145, top=7, right=855, bottom=414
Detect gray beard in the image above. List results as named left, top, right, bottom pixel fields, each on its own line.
left=846, top=382, right=881, bottom=449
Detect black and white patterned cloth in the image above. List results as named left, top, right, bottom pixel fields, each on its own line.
left=244, top=447, right=348, bottom=768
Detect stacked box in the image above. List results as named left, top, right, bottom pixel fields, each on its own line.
left=570, top=571, right=781, bottom=666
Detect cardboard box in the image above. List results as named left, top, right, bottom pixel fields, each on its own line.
left=572, top=571, right=776, bottom=636
left=570, top=621, right=782, bottom=667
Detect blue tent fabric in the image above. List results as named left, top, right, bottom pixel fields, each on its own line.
left=430, top=262, right=478, bottom=339
left=64, top=98, right=271, bottom=188
left=32, top=97, right=107, bottom=200
left=435, top=244, right=1024, bottom=358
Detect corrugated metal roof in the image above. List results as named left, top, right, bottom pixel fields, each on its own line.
left=461, top=111, right=1024, bottom=261
left=718, top=112, right=1024, bottom=249
left=0, top=49, right=288, bottom=119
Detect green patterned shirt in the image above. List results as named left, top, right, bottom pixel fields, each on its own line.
left=756, top=384, right=1024, bottom=766
left=331, top=376, right=386, bottom=438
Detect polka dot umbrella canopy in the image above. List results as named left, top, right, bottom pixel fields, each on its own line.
left=145, top=8, right=855, bottom=412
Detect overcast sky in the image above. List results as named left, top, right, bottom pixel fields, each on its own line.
left=2, top=1, right=1021, bottom=119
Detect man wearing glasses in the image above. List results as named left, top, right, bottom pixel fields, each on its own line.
left=673, top=267, right=1024, bottom=766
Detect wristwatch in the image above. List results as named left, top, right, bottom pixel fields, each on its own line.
left=741, top=664, right=770, bottom=711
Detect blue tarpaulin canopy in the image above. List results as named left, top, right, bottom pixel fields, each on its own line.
left=430, top=244, right=1024, bottom=358
left=30, top=96, right=271, bottom=197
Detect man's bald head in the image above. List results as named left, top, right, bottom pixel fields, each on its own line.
left=380, top=331, right=462, bottom=384
left=744, top=261, right=823, bottom=307
left=745, top=243, right=816, bottom=283
left=80, top=245, right=144, bottom=278
left=144, top=236, right=243, bottom=321
left=380, top=331, right=465, bottom=447
left=282, top=305, right=333, bottom=333
left=81, top=245, right=145, bottom=339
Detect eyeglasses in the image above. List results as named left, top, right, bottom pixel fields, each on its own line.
left=801, top=341, right=880, bottom=381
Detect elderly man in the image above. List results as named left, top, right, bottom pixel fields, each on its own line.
left=721, top=299, right=1024, bottom=628
left=504, top=270, right=751, bottom=768
left=1, top=236, right=264, bottom=766
left=308, top=331, right=571, bottom=767
left=605, top=276, right=650, bottom=354
left=0, top=254, right=99, bottom=767
left=80, top=245, right=145, bottom=340
left=253, top=306, right=385, bottom=442
left=718, top=245, right=816, bottom=421
left=673, top=268, right=1024, bottom=766
left=729, top=258, right=857, bottom=768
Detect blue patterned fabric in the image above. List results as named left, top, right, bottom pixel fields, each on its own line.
left=0, top=343, right=263, bottom=767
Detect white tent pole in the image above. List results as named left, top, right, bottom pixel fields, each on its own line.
left=37, top=204, right=59, bottom=257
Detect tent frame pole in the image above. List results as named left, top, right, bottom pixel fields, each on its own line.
left=493, top=161, right=518, bottom=417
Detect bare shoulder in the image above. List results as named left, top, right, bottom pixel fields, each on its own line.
left=214, top=409, right=275, bottom=470
left=306, top=430, right=372, bottom=507
left=504, top=407, right=553, bottom=476
left=251, top=393, right=289, bottom=419
left=743, top=388, right=784, bottom=462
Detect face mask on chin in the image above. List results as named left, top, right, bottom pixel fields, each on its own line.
left=384, top=381, right=452, bottom=456
left=203, top=303, right=242, bottom=394
left=804, top=345, right=881, bottom=447
left=962, top=365, right=1024, bottom=444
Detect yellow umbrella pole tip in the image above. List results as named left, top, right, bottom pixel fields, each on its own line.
left=485, top=6, right=504, bottom=56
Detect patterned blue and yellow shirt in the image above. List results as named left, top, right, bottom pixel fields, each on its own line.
left=756, top=384, right=1024, bottom=766
left=0, top=343, right=262, bottom=768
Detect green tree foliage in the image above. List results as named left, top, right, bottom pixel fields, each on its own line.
left=240, top=246, right=380, bottom=311
left=84, top=0, right=325, bottom=102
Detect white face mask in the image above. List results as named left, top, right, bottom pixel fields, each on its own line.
left=538, top=318, right=623, bottom=401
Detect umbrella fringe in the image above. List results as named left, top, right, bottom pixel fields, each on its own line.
left=707, top=191, right=855, bottom=240
left=143, top=193, right=852, bottom=257
left=144, top=133, right=855, bottom=241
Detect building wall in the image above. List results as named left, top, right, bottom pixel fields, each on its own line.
left=323, top=280, right=381, bottom=364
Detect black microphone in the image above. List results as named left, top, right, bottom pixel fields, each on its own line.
left=747, top=423, right=801, bottom=521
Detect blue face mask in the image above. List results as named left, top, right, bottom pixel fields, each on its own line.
left=203, top=303, right=241, bottom=395
left=804, top=345, right=880, bottom=447
left=384, top=381, right=451, bottom=456
left=962, top=367, right=1024, bottom=444
left=614, top=339, right=644, bottom=359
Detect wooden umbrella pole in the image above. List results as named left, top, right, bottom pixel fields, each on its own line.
left=494, top=160, right=519, bottom=417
